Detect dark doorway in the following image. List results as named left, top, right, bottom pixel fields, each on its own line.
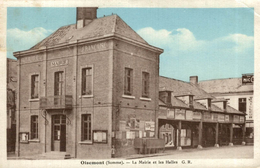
left=52, top=115, right=66, bottom=151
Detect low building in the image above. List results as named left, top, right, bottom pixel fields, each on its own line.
left=198, top=74, right=254, bottom=144
left=158, top=76, right=246, bottom=150
left=7, top=58, right=17, bottom=153
left=13, top=7, right=163, bottom=158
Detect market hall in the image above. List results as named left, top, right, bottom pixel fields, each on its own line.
left=158, top=76, right=246, bottom=150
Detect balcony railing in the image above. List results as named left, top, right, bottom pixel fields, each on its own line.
left=40, top=95, right=73, bottom=110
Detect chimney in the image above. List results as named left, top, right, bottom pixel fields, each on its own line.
left=77, top=7, right=98, bottom=29
left=190, top=76, right=198, bottom=85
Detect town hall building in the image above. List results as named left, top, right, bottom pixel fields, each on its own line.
left=13, top=7, right=163, bottom=158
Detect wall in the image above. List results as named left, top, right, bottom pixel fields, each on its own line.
left=112, top=40, right=160, bottom=157
left=17, top=38, right=160, bottom=158
left=76, top=40, right=113, bottom=158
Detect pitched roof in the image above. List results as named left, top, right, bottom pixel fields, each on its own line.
left=159, top=76, right=244, bottom=114
left=159, top=76, right=214, bottom=100
left=31, top=15, right=148, bottom=50
left=198, top=77, right=253, bottom=94
left=171, top=96, right=189, bottom=108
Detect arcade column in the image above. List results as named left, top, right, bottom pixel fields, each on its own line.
left=242, top=123, right=246, bottom=145
left=198, top=121, right=203, bottom=149
left=177, top=121, right=182, bottom=150
left=214, top=123, right=219, bottom=147
left=229, top=123, right=234, bottom=146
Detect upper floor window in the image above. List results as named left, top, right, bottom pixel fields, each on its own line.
left=124, top=68, right=133, bottom=95
left=239, top=98, right=246, bottom=113
left=82, top=67, right=92, bottom=95
left=142, top=72, right=150, bottom=97
left=81, top=114, right=91, bottom=141
left=31, top=75, right=39, bottom=99
left=31, top=115, right=38, bottom=139
left=54, top=71, right=64, bottom=96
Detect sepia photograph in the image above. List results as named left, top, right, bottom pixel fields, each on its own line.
left=1, top=1, right=259, bottom=168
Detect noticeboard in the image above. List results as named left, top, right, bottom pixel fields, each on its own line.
left=19, top=132, right=29, bottom=143
left=145, top=121, right=155, bottom=131
left=93, top=130, right=107, bottom=144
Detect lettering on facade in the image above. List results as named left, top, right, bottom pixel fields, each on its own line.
left=175, top=109, right=185, bottom=120
left=79, top=42, right=108, bottom=54
left=248, top=97, right=253, bottom=119
left=167, top=109, right=175, bottom=118
left=185, top=110, right=193, bottom=120
left=233, top=115, right=239, bottom=123
left=225, top=115, right=230, bottom=122
left=204, top=112, right=212, bottom=121
left=213, top=113, right=218, bottom=121
left=51, top=59, right=69, bottom=67
left=242, top=74, right=254, bottom=84
left=193, top=112, right=201, bottom=120
left=240, top=116, right=245, bottom=123
left=218, top=114, right=225, bottom=122
left=21, top=55, right=43, bottom=64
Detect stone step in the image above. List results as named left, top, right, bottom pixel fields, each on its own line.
left=39, top=152, right=71, bottom=159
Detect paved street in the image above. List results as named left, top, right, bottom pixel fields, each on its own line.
left=7, top=145, right=253, bottom=160
left=134, top=145, right=253, bottom=159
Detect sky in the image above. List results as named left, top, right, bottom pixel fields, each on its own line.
left=7, top=7, right=254, bottom=82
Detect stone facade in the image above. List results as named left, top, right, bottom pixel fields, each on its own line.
left=14, top=9, right=163, bottom=158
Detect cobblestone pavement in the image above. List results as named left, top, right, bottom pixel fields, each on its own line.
left=133, top=145, right=253, bottom=159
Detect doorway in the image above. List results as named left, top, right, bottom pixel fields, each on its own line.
left=52, top=115, right=66, bottom=152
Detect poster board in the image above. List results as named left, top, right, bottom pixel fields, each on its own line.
left=93, top=130, right=107, bottom=144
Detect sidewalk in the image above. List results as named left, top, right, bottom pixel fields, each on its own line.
left=123, top=145, right=253, bottom=160
left=7, top=145, right=253, bottom=160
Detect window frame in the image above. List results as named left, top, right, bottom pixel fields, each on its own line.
left=238, top=98, right=247, bottom=113
left=54, top=71, right=65, bottom=96
left=81, top=114, right=92, bottom=141
left=124, top=67, right=133, bottom=96
left=29, top=73, right=40, bottom=100
left=142, top=71, right=150, bottom=98
left=81, top=66, right=93, bottom=96
left=30, top=115, right=38, bottom=140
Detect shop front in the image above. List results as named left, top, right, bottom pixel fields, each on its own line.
left=158, top=107, right=203, bottom=150
left=158, top=105, right=246, bottom=151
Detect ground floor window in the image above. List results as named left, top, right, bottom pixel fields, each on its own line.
left=31, top=115, right=38, bottom=139
left=81, top=114, right=91, bottom=141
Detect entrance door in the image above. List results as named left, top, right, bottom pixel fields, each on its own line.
left=52, top=115, right=66, bottom=151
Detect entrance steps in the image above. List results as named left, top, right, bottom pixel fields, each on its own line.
left=37, top=152, right=70, bottom=160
